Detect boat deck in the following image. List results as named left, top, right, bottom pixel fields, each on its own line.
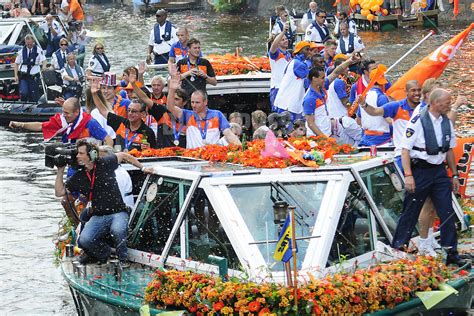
left=354, top=10, right=439, bottom=31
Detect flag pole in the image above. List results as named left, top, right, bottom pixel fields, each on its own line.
left=386, top=30, right=435, bottom=74
left=289, top=206, right=298, bottom=311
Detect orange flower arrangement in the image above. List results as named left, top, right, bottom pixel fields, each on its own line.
left=207, top=54, right=270, bottom=75
left=129, top=136, right=357, bottom=169
left=144, top=257, right=466, bottom=315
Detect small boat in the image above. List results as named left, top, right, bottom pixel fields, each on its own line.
left=0, top=16, right=71, bottom=125
left=136, top=0, right=203, bottom=14
left=59, top=150, right=472, bottom=315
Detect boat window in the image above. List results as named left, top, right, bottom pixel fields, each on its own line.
left=128, top=176, right=191, bottom=255
left=168, top=189, right=241, bottom=271
left=359, top=164, right=413, bottom=236
left=0, top=24, right=16, bottom=45
left=327, top=181, right=390, bottom=265
left=14, top=26, right=30, bottom=47
left=227, top=181, right=327, bottom=271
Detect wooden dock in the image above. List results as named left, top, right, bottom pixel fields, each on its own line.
left=354, top=9, right=439, bottom=31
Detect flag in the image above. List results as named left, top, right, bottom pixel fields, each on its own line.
left=451, top=137, right=473, bottom=197
left=387, top=23, right=473, bottom=100
left=273, top=213, right=297, bottom=263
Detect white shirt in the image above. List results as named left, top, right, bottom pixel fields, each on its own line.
left=148, top=22, right=178, bottom=55
left=326, top=78, right=348, bottom=118
left=52, top=49, right=68, bottom=70
left=300, top=11, right=317, bottom=30
left=274, top=59, right=305, bottom=114
left=401, top=111, right=456, bottom=165
left=336, top=34, right=365, bottom=55
left=269, top=48, right=291, bottom=89
left=115, top=165, right=134, bottom=209
left=91, top=108, right=116, bottom=139
left=359, top=89, right=391, bottom=133
left=15, top=46, right=46, bottom=75
left=61, top=64, right=83, bottom=86
left=334, top=19, right=357, bottom=35
left=304, top=22, right=329, bottom=43
left=39, top=19, right=65, bottom=38
left=87, top=54, right=109, bottom=76
left=71, top=28, right=89, bottom=46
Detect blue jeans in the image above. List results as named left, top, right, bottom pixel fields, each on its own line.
left=78, top=211, right=129, bottom=261
left=19, top=76, right=39, bottom=102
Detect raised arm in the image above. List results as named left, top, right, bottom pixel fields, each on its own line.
left=166, top=65, right=184, bottom=119
left=327, top=53, right=361, bottom=85
left=129, top=68, right=153, bottom=109
left=90, top=77, right=111, bottom=118
left=447, top=95, right=466, bottom=125
left=116, top=152, right=154, bottom=174
left=55, top=166, right=67, bottom=197
left=269, top=23, right=288, bottom=54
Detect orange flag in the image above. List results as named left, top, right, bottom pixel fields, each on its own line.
left=348, top=64, right=387, bottom=117
left=450, top=137, right=474, bottom=197
left=387, top=23, right=473, bottom=100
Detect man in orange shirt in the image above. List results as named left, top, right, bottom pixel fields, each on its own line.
left=66, top=0, right=83, bottom=21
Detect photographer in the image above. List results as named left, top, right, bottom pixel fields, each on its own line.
left=54, top=139, right=153, bottom=266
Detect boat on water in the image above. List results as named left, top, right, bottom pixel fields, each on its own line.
left=59, top=150, right=473, bottom=315
left=0, top=16, right=73, bottom=125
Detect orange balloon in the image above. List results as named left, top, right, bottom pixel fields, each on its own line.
left=371, top=4, right=380, bottom=11
left=367, top=13, right=375, bottom=21
left=361, top=9, right=369, bottom=15
left=350, top=0, right=357, bottom=6
left=382, top=8, right=389, bottom=15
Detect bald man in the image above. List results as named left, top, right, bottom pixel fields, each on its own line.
left=300, top=1, right=318, bottom=30
left=148, top=9, right=178, bottom=64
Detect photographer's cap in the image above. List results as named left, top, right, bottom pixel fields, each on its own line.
left=100, top=72, right=118, bottom=87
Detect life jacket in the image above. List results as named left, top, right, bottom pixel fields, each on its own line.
left=54, top=49, right=67, bottom=69
left=63, top=63, right=83, bottom=86
left=21, top=45, right=38, bottom=75
left=419, top=106, right=451, bottom=155
left=93, top=54, right=110, bottom=72
left=276, top=18, right=295, bottom=43
left=306, top=10, right=314, bottom=20
left=311, top=21, right=329, bottom=43
left=154, top=21, right=173, bottom=44
left=339, top=33, right=355, bottom=54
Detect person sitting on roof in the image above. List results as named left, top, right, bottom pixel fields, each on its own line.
left=39, top=14, right=65, bottom=57
left=166, top=65, right=241, bottom=149
left=272, top=5, right=297, bottom=50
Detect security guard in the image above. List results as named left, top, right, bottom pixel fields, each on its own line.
left=391, top=88, right=464, bottom=266
left=147, top=9, right=178, bottom=65
left=304, top=10, right=330, bottom=44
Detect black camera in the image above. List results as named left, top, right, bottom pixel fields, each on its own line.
left=45, top=143, right=78, bottom=168
left=268, top=111, right=292, bottom=138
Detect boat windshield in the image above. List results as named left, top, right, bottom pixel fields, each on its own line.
left=359, top=163, right=410, bottom=236
left=227, top=181, right=327, bottom=271
left=128, top=175, right=191, bottom=255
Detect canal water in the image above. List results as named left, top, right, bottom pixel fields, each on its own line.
left=0, top=4, right=472, bottom=314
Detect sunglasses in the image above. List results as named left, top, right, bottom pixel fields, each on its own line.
left=60, top=43, right=68, bottom=46
left=128, top=109, right=142, bottom=114
left=318, top=15, right=327, bottom=18
left=96, top=47, right=104, bottom=50
left=156, top=14, right=163, bottom=17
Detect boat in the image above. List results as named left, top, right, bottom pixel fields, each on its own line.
left=59, top=148, right=473, bottom=315
left=0, top=16, right=71, bottom=125
left=135, top=0, right=203, bottom=14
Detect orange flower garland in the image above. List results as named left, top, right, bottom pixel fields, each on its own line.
left=144, top=257, right=465, bottom=315
left=128, top=136, right=356, bottom=169
left=207, top=54, right=270, bottom=76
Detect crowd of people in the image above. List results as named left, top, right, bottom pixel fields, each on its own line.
left=5, top=1, right=469, bottom=268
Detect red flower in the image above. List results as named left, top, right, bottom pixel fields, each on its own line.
left=258, top=307, right=271, bottom=316
left=459, top=270, right=468, bottom=276
left=353, top=296, right=361, bottom=303
left=248, top=301, right=261, bottom=312
left=188, top=305, right=198, bottom=313
left=213, top=301, right=224, bottom=312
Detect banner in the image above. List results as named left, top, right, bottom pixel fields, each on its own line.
left=273, top=213, right=297, bottom=263
left=452, top=137, right=474, bottom=197
left=387, top=23, right=473, bottom=100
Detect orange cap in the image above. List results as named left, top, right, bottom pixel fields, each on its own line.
left=369, top=68, right=388, bottom=85
left=293, top=41, right=310, bottom=54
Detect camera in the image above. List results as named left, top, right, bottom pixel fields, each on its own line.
left=268, top=111, right=292, bottom=138
left=45, top=143, right=78, bottom=168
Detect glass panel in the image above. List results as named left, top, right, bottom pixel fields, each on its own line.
left=228, top=181, right=327, bottom=271
left=168, top=189, right=241, bottom=271
left=128, top=175, right=191, bottom=254
left=0, top=24, right=16, bottom=45
left=327, top=181, right=390, bottom=266
left=359, top=163, right=410, bottom=236
left=14, top=26, right=31, bottom=47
